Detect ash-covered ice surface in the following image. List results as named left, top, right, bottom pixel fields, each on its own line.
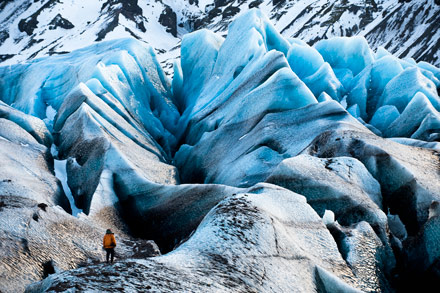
left=0, top=7, right=440, bottom=293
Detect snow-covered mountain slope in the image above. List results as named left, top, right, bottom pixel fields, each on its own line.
left=183, top=0, right=440, bottom=67
left=1, top=7, right=440, bottom=293
left=0, top=0, right=182, bottom=71
left=0, top=0, right=439, bottom=70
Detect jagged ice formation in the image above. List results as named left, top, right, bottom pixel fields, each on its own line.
left=0, top=8, right=440, bottom=293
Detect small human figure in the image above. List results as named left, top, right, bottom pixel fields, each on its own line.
left=103, top=229, right=117, bottom=263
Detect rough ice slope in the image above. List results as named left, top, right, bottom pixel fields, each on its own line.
left=0, top=7, right=440, bottom=293
left=173, top=9, right=440, bottom=187
left=26, top=185, right=365, bottom=293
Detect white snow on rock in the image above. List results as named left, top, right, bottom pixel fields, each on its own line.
left=322, top=210, right=335, bottom=226
left=1, top=0, right=439, bottom=71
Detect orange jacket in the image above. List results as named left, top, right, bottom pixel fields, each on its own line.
left=103, top=233, right=116, bottom=249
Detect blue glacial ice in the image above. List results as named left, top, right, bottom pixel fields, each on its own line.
left=286, top=41, right=324, bottom=79
left=1, top=8, right=440, bottom=292
left=315, top=36, right=375, bottom=77
left=369, top=105, right=400, bottom=133
left=1, top=8, right=439, bottom=155
left=0, top=7, right=439, bottom=237
left=0, top=38, right=180, bottom=155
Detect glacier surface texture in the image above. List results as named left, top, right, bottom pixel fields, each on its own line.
left=0, top=8, right=440, bottom=293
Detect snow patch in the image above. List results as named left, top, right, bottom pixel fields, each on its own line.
left=52, top=151, right=83, bottom=217
left=322, top=210, right=335, bottom=225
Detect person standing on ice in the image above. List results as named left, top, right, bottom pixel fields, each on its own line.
left=103, top=229, right=117, bottom=264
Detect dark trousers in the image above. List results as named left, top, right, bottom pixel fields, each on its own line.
left=105, top=248, right=115, bottom=263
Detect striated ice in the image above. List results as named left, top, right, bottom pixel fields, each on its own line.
left=390, top=137, right=440, bottom=151
left=286, top=41, right=324, bottom=79
left=412, top=113, right=440, bottom=141
left=0, top=38, right=179, bottom=154
left=333, top=67, right=354, bottom=89
left=418, top=61, right=440, bottom=81
left=385, top=92, right=440, bottom=138
left=347, top=104, right=361, bottom=118
left=369, top=105, right=400, bottom=133
left=315, top=36, right=374, bottom=76
left=303, top=62, right=344, bottom=101
left=378, top=67, right=440, bottom=113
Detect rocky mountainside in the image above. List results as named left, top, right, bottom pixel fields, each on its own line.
left=1, top=3, right=440, bottom=293
left=0, top=0, right=439, bottom=72
left=184, top=0, right=440, bottom=67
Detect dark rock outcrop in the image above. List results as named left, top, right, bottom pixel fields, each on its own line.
left=48, top=14, right=74, bottom=30
left=159, top=5, right=177, bottom=37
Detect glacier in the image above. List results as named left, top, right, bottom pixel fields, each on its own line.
left=0, top=8, right=440, bottom=293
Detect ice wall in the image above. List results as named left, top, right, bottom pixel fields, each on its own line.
left=1, top=8, right=440, bottom=292
left=0, top=38, right=179, bottom=155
